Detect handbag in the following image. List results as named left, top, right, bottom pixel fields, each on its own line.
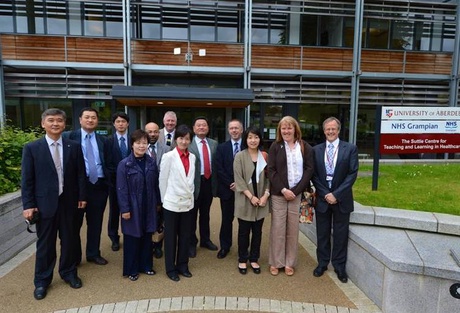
left=299, top=184, right=316, bottom=224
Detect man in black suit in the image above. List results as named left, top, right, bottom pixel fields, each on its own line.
left=22, top=108, right=87, bottom=300
left=311, top=116, right=358, bottom=283
left=107, top=112, right=130, bottom=251
left=188, top=116, right=218, bottom=257
left=64, top=107, right=110, bottom=265
left=215, top=119, right=243, bottom=259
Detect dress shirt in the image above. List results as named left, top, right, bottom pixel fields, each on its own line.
left=81, top=129, right=104, bottom=178
left=45, top=135, right=63, bottom=166
left=324, top=138, right=339, bottom=170
left=284, top=140, right=303, bottom=189
left=194, top=136, right=212, bottom=176
left=177, top=147, right=190, bottom=175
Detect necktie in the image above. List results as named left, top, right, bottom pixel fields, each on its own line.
left=166, top=133, right=172, bottom=146
left=326, top=143, right=335, bottom=187
left=233, top=142, right=239, bottom=158
left=52, top=142, right=63, bottom=195
left=150, top=144, right=156, bottom=159
left=85, top=134, right=98, bottom=184
left=201, top=139, right=211, bottom=179
left=120, top=136, right=128, bottom=159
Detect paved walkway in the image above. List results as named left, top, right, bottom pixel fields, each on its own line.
left=0, top=201, right=381, bottom=313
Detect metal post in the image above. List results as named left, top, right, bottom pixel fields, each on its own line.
left=349, top=0, right=364, bottom=144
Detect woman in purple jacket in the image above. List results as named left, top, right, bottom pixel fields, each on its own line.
left=117, top=129, right=160, bottom=281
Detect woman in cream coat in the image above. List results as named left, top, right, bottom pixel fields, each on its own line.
left=234, top=126, right=270, bottom=275
left=159, top=125, right=195, bottom=282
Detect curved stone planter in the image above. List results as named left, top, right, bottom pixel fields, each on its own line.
left=0, top=191, right=36, bottom=266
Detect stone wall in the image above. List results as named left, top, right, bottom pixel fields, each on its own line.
left=0, top=191, right=36, bottom=266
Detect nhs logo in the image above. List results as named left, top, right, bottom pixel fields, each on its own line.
left=445, top=121, right=457, bottom=132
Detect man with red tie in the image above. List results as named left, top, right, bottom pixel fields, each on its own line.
left=187, top=116, right=218, bottom=258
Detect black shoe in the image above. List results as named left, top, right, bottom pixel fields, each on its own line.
left=144, top=270, right=156, bottom=275
left=189, top=246, right=197, bottom=258
left=64, top=276, right=82, bottom=289
left=33, top=286, right=47, bottom=300
left=128, top=274, right=139, bottom=281
left=167, top=272, right=180, bottom=282
left=313, top=266, right=328, bottom=277
left=154, top=248, right=163, bottom=259
left=200, top=241, right=218, bottom=251
left=87, top=256, right=108, bottom=265
left=238, top=263, right=247, bottom=275
left=335, top=269, right=348, bottom=283
left=179, top=270, right=193, bottom=278
left=217, top=249, right=229, bottom=259
left=250, top=262, right=261, bottom=274
left=111, top=241, right=120, bottom=251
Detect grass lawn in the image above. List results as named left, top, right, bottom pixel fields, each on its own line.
left=354, top=163, right=460, bottom=216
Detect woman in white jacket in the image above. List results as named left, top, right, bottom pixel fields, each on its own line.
left=159, top=125, right=195, bottom=282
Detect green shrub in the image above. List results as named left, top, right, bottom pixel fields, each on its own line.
left=0, top=125, right=41, bottom=195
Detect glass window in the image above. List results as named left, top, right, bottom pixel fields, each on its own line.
left=106, top=4, right=123, bottom=38
left=390, top=20, right=413, bottom=50
left=68, top=2, right=83, bottom=36
left=84, top=3, right=104, bottom=36
left=343, top=17, right=354, bottom=47
left=365, top=19, right=389, bottom=49
left=46, top=0, right=67, bottom=35
left=301, top=15, right=318, bottom=46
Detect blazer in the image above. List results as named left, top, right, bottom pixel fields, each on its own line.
left=107, top=133, right=130, bottom=182
left=158, top=128, right=176, bottom=151
left=153, top=141, right=169, bottom=167
left=233, top=149, right=270, bottom=222
left=215, top=140, right=236, bottom=200
left=188, top=136, right=218, bottom=199
left=159, top=149, right=196, bottom=212
left=116, top=153, right=159, bottom=238
left=312, top=140, right=359, bottom=214
left=268, top=140, right=314, bottom=197
left=64, top=129, right=111, bottom=185
left=21, top=137, right=87, bottom=218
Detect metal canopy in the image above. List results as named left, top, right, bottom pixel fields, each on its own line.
left=111, top=85, right=254, bottom=108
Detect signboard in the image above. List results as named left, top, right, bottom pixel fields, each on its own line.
left=380, top=106, right=460, bottom=154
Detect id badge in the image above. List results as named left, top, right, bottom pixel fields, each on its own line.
left=326, top=175, right=333, bottom=182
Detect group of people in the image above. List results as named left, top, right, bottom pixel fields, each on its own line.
left=22, top=108, right=358, bottom=301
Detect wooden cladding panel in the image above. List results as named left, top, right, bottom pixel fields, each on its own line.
left=132, top=41, right=244, bottom=67
left=302, top=48, right=353, bottom=71
left=66, top=38, right=123, bottom=63
left=251, top=46, right=302, bottom=69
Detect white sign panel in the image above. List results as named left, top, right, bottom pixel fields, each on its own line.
left=382, top=107, right=460, bottom=121
left=381, top=120, right=459, bottom=134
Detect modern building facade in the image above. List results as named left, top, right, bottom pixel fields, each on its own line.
left=0, top=0, right=459, bottom=155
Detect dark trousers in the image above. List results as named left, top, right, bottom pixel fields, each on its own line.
left=122, top=233, right=154, bottom=276
left=190, top=177, right=213, bottom=246
left=219, top=196, right=235, bottom=250
left=237, top=218, right=264, bottom=263
left=164, top=209, right=192, bottom=275
left=76, top=179, right=109, bottom=263
left=34, top=196, right=77, bottom=288
left=315, top=204, right=350, bottom=271
left=108, top=185, right=120, bottom=243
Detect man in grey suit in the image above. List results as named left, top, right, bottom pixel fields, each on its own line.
left=188, top=116, right=218, bottom=257
left=311, top=117, right=359, bottom=283
left=145, top=121, right=168, bottom=258
left=22, top=108, right=87, bottom=300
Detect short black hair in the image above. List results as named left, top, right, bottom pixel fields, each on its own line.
left=174, top=124, right=193, bottom=141
left=79, top=107, right=99, bottom=118
left=193, top=116, right=209, bottom=126
left=241, top=126, right=264, bottom=150
left=112, top=112, right=129, bottom=123
left=130, top=129, right=149, bottom=147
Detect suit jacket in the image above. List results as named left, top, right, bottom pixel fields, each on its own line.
left=21, top=137, right=87, bottom=218
left=215, top=140, right=236, bottom=200
left=158, top=128, right=176, bottom=151
left=63, top=129, right=111, bottom=185
left=188, top=136, right=218, bottom=199
left=107, top=133, right=130, bottom=182
left=152, top=141, right=168, bottom=167
left=159, top=149, right=195, bottom=212
left=268, top=140, right=314, bottom=197
left=311, top=140, right=359, bottom=214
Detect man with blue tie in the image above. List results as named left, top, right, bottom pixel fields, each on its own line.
left=215, top=119, right=243, bottom=259
left=107, top=112, right=130, bottom=251
left=311, top=117, right=358, bottom=283
left=22, top=108, right=87, bottom=300
left=64, top=107, right=110, bottom=266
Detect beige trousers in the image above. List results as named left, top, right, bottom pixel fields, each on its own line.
left=268, top=194, right=301, bottom=269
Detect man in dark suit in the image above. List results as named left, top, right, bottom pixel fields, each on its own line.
left=106, top=112, right=130, bottom=251
left=311, top=116, right=358, bottom=283
left=145, top=121, right=168, bottom=258
left=64, top=107, right=110, bottom=266
left=215, top=119, right=243, bottom=259
left=188, top=116, right=218, bottom=257
left=22, top=108, right=87, bottom=300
